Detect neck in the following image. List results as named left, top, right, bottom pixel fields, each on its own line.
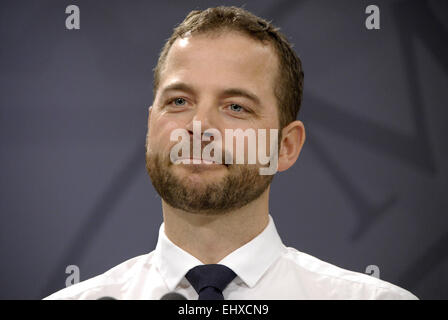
left=162, top=188, right=270, bottom=264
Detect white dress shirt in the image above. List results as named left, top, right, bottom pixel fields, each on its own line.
left=44, top=215, right=418, bottom=300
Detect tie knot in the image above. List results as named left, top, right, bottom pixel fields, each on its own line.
left=185, top=264, right=237, bottom=299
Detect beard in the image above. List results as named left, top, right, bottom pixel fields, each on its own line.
left=145, top=150, right=273, bottom=215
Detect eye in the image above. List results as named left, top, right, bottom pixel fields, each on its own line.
left=229, top=103, right=244, bottom=112
left=173, top=98, right=187, bottom=106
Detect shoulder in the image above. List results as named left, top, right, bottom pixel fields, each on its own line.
left=43, top=252, right=156, bottom=300
left=274, top=247, right=418, bottom=300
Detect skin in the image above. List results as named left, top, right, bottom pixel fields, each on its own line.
left=146, top=31, right=306, bottom=264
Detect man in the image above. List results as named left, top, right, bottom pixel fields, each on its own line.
left=45, top=6, right=417, bottom=300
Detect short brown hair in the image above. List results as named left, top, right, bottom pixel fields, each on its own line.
left=153, top=6, right=304, bottom=129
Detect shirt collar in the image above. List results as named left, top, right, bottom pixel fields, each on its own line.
left=153, top=214, right=286, bottom=291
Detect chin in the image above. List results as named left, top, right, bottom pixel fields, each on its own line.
left=172, top=165, right=226, bottom=184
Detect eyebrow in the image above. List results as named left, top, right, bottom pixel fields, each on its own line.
left=160, top=82, right=261, bottom=107
left=221, top=88, right=261, bottom=106
left=160, top=82, right=196, bottom=96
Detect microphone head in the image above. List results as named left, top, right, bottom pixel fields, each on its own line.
left=97, top=296, right=117, bottom=300
left=160, top=292, right=187, bottom=300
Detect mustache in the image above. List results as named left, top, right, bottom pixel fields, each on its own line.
left=168, top=138, right=232, bottom=165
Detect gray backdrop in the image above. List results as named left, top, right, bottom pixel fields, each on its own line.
left=1, top=0, right=447, bottom=300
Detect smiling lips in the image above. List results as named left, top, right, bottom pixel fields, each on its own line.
left=174, top=157, right=228, bottom=168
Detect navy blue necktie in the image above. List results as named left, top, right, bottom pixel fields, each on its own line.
left=185, top=264, right=237, bottom=300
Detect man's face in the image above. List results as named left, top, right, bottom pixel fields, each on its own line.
left=146, top=31, right=281, bottom=214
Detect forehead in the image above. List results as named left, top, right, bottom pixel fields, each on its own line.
left=158, top=31, right=279, bottom=99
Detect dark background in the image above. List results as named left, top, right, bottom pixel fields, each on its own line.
left=0, top=0, right=447, bottom=300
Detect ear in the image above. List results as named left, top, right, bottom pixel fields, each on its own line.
left=277, top=120, right=306, bottom=172
left=148, top=105, right=153, bottom=121
left=146, top=106, right=153, bottom=146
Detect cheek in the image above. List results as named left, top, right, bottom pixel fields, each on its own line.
left=148, top=117, right=186, bottom=150
left=220, top=122, right=279, bottom=163
left=252, top=119, right=280, bottom=160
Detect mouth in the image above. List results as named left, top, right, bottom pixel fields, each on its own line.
left=173, top=157, right=229, bottom=168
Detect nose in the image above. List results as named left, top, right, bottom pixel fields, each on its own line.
left=185, top=102, right=218, bottom=138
